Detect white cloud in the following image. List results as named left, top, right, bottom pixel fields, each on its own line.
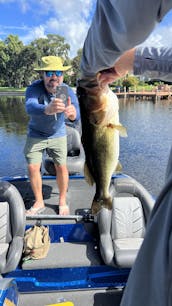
left=140, top=24, right=172, bottom=48
left=19, top=0, right=30, bottom=13
left=5, top=0, right=172, bottom=60
left=44, top=17, right=89, bottom=58
left=37, top=0, right=95, bottom=19
left=21, top=25, right=47, bottom=44
left=19, top=0, right=96, bottom=58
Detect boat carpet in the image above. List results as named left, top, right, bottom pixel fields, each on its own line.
left=12, top=178, right=95, bottom=215
left=18, top=288, right=123, bottom=306
left=22, top=241, right=102, bottom=270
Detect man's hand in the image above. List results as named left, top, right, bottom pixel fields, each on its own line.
left=98, top=48, right=135, bottom=87
left=98, top=67, right=121, bottom=87
left=45, top=98, right=65, bottom=115
left=64, top=97, right=76, bottom=121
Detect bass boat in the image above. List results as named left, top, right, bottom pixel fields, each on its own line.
left=0, top=126, right=154, bottom=306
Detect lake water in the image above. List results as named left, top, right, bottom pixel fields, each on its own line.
left=0, top=95, right=172, bottom=197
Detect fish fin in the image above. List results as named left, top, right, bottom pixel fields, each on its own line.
left=114, top=124, right=128, bottom=137
left=84, top=163, right=95, bottom=186
left=91, top=201, right=102, bottom=215
left=115, top=161, right=123, bottom=172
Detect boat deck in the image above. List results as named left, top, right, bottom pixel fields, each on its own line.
left=19, top=288, right=123, bottom=306
left=12, top=176, right=95, bottom=218
left=2, top=174, right=153, bottom=306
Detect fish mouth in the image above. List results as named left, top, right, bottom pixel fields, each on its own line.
left=77, top=77, right=110, bottom=123
left=77, top=77, right=99, bottom=89
left=77, top=77, right=108, bottom=99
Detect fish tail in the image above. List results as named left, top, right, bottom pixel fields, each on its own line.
left=91, top=196, right=112, bottom=215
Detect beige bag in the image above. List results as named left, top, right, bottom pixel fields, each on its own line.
left=23, top=225, right=50, bottom=260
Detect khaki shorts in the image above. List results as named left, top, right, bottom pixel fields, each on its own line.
left=24, top=136, right=67, bottom=165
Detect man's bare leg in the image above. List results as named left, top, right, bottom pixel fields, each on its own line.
left=55, top=164, right=69, bottom=215
left=27, top=163, right=45, bottom=209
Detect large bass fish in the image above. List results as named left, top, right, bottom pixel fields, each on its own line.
left=77, top=78, right=127, bottom=214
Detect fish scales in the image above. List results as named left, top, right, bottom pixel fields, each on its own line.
left=77, top=80, right=126, bottom=214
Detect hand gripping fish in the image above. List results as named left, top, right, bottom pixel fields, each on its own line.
left=77, top=78, right=127, bottom=214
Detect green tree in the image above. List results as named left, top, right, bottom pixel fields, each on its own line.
left=15, top=46, right=38, bottom=87
left=3, top=35, right=24, bottom=87
left=0, top=33, right=82, bottom=88
left=0, top=41, right=8, bottom=86
left=70, top=48, right=82, bottom=86
left=122, top=75, right=139, bottom=91
left=31, top=34, right=70, bottom=65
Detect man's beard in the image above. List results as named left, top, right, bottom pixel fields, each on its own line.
left=46, top=79, right=60, bottom=92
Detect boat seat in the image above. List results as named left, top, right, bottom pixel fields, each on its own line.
left=0, top=181, right=26, bottom=274
left=97, top=196, right=147, bottom=268
left=44, top=125, right=85, bottom=175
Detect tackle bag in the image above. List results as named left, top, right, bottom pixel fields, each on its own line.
left=23, top=225, right=50, bottom=260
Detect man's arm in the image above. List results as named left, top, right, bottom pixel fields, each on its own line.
left=81, top=0, right=172, bottom=78
left=99, top=46, right=172, bottom=85
left=134, top=46, right=172, bottom=82
left=25, top=85, right=46, bottom=115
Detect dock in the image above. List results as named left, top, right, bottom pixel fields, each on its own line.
left=115, top=90, right=172, bottom=102
left=0, top=89, right=172, bottom=102
left=0, top=91, right=25, bottom=96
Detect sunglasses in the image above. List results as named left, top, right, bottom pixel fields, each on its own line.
left=45, top=71, right=63, bottom=77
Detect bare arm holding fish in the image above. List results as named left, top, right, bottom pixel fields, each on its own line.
left=81, top=0, right=172, bottom=79
left=99, top=47, right=172, bottom=85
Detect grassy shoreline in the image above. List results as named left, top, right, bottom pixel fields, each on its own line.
left=0, top=87, right=25, bottom=92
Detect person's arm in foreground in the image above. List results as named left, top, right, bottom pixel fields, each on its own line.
left=81, top=0, right=172, bottom=78
left=99, top=46, right=172, bottom=85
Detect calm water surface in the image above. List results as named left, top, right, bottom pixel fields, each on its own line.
left=0, top=95, right=172, bottom=197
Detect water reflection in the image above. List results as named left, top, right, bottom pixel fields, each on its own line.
left=0, top=96, right=28, bottom=134
left=0, top=95, right=172, bottom=197
left=119, top=98, right=172, bottom=196
left=0, top=96, right=28, bottom=177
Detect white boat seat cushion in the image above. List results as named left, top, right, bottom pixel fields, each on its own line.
left=112, top=197, right=145, bottom=267
left=0, top=202, right=11, bottom=243
left=0, top=244, right=9, bottom=268
left=111, top=197, right=145, bottom=240
left=0, top=202, right=11, bottom=273
left=98, top=197, right=145, bottom=268
left=113, top=238, right=143, bottom=267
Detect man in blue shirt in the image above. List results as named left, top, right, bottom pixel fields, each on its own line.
left=24, top=56, right=80, bottom=216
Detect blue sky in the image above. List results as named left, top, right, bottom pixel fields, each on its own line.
left=0, top=0, right=172, bottom=58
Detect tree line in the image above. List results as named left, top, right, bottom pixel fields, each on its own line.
left=0, top=34, right=82, bottom=88
left=0, top=33, right=165, bottom=90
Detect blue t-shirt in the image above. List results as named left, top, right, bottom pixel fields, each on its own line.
left=25, top=80, right=80, bottom=138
